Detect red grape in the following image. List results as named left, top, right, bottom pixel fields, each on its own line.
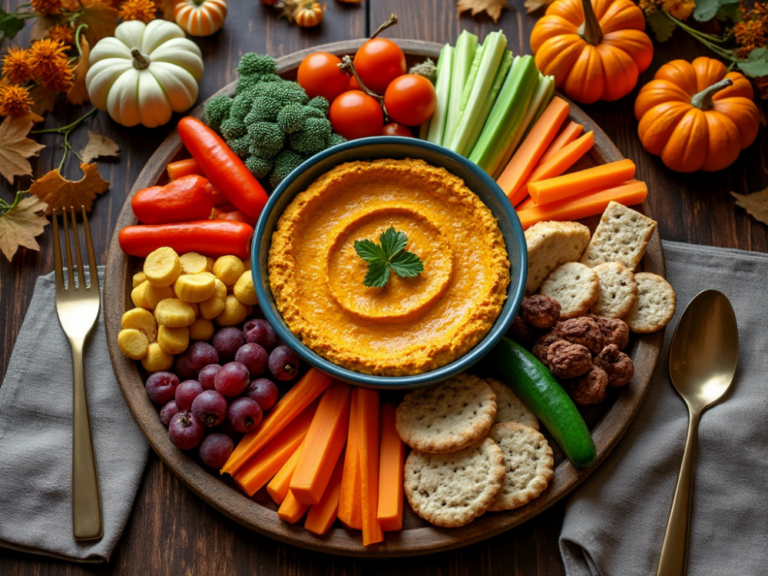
left=244, top=319, right=277, bottom=351
left=176, top=342, right=219, bottom=379
left=235, top=343, right=268, bottom=377
left=268, top=345, right=300, bottom=381
left=168, top=411, right=205, bottom=450
left=146, top=371, right=179, bottom=404
left=160, top=400, right=180, bottom=426
left=191, top=390, right=228, bottom=427
left=198, top=364, right=221, bottom=391
left=228, top=397, right=263, bottom=433
left=199, top=433, right=234, bottom=469
left=245, top=378, right=278, bottom=411
left=214, top=362, right=250, bottom=397
left=213, top=327, right=246, bottom=362
left=175, top=380, right=204, bottom=410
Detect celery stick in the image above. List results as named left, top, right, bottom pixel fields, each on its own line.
left=450, top=42, right=484, bottom=143
left=527, top=75, right=555, bottom=132
left=424, top=44, right=454, bottom=144
left=447, top=31, right=508, bottom=157
left=442, top=31, right=478, bottom=146
left=469, top=55, right=540, bottom=175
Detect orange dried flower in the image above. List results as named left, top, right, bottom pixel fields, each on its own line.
left=30, top=0, right=64, bottom=16
left=28, top=39, right=72, bottom=92
left=0, top=85, right=33, bottom=117
left=48, top=24, right=76, bottom=46
left=638, top=0, right=664, bottom=15
left=2, top=47, right=33, bottom=85
left=118, top=0, right=157, bottom=22
left=735, top=1, right=768, bottom=59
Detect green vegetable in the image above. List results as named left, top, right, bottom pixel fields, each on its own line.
left=442, top=31, right=478, bottom=146
left=244, top=155, right=274, bottom=179
left=527, top=74, right=555, bottom=129
left=203, top=95, right=232, bottom=131
left=469, top=55, right=540, bottom=175
left=220, top=117, right=247, bottom=141
left=247, top=122, right=285, bottom=158
left=237, top=53, right=278, bottom=77
left=288, top=118, right=332, bottom=155
left=487, top=339, right=596, bottom=469
left=354, top=227, right=424, bottom=288
left=269, top=150, right=306, bottom=188
left=409, top=58, right=437, bottom=83
left=423, top=44, right=454, bottom=145
left=327, top=133, right=346, bottom=147
left=277, top=103, right=312, bottom=134
left=307, top=96, right=330, bottom=115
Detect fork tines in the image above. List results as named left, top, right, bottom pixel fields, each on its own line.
left=52, top=206, right=98, bottom=291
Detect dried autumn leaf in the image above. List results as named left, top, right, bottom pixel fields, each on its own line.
left=524, top=0, right=553, bottom=13
left=0, top=195, right=49, bottom=261
left=731, top=188, right=768, bottom=226
left=0, top=115, right=45, bottom=184
left=78, top=0, right=118, bottom=46
left=30, top=84, right=58, bottom=116
left=80, top=130, right=120, bottom=163
left=30, top=163, right=109, bottom=214
left=67, top=36, right=90, bottom=105
left=456, top=0, right=510, bottom=23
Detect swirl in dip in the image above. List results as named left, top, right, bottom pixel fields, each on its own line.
left=268, top=158, right=510, bottom=376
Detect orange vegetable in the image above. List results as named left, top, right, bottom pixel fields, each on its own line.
left=516, top=180, right=648, bottom=229
left=167, top=158, right=204, bottom=180
left=222, top=368, right=332, bottom=476
left=376, top=404, right=404, bottom=532
left=277, top=491, right=309, bottom=524
left=517, top=196, right=535, bottom=211
left=337, top=389, right=362, bottom=530
left=304, top=451, right=346, bottom=535
left=527, top=132, right=594, bottom=184
left=290, top=381, right=352, bottom=505
left=497, top=97, right=570, bottom=206
left=538, top=121, right=583, bottom=164
left=267, top=442, right=304, bottom=505
left=233, top=401, right=318, bottom=496
left=358, top=388, right=383, bottom=546
left=528, top=159, right=636, bottom=206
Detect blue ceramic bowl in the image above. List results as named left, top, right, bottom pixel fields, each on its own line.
left=251, top=137, right=527, bottom=389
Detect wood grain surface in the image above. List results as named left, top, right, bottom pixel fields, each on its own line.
left=1, top=0, right=766, bottom=574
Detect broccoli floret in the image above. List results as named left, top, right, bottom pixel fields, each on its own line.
left=246, top=97, right=282, bottom=123
left=220, top=117, right=247, bottom=141
left=305, top=106, right=325, bottom=120
left=244, top=155, right=274, bottom=179
left=277, top=103, right=311, bottom=134
left=307, top=96, right=329, bottom=115
left=259, top=74, right=283, bottom=84
left=204, top=95, right=232, bottom=131
left=247, top=122, right=284, bottom=159
left=270, top=150, right=306, bottom=188
left=289, top=117, right=331, bottom=155
left=230, top=91, right=257, bottom=121
left=236, top=74, right=262, bottom=95
left=228, top=136, right=251, bottom=158
left=237, top=53, right=278, bottom=77
left=327, top=133, right=346, bottom=147
left=409, top=58, right=437, bottom=83
left=256, top=80, right=308, bottom=105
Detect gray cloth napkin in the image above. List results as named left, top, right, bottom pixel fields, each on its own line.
left=0, top=267, right=149, bottom=563
left=560, top=241, right=768, bottom=576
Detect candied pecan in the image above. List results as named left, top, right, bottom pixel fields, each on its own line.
left=532, top=331, right=559, bottom=366
left=554, top=317, right=605, bottom=354
left=564, top=365, right=608, bottom=406
left=591, top=315, right=630, bottom=351
left=547, top=340, right=593, bottom=379
left=520, top=294, right=561, bottom=329
left=509, top=315, right=534, bottom=348
left=595, top=344, right=634, bottom=387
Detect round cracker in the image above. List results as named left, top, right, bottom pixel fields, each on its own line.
left=404, top=437, right=505, bottom=528
left=591, top=262, right=638, bottom=319
left=485, top=378, right=538, bottom=430
left=625, top=273, right=676, bottom=333
left=488, top=422, right=553, bottom=512
left=540, top=262, right=599, bottom=320
left=396, top=374, right=496, bottom=454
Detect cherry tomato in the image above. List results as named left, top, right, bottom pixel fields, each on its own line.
left=353, top=38, right=406, bottom=94
left=329, top=90, right=384, bottom=140
left=382, top=122, right=413, bottom=137
left=348, top=75, right=361, bottom=90
left=384, top=74, right=437, bottom=126
left=297, top=52, right=350, bottom=102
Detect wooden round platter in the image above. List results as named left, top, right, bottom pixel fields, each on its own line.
left=104, top=39, right=665, bottom=557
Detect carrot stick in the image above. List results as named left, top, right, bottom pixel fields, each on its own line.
left=267, top=442, right=305, bottom=505
left=358, top=389, right=383, bottom=546
left=517, top=196, right=535, bottom=211
left=516, top=180, right=648, bottom=229
left=167, top=158, right=204, bottom=180
left=376, top=404, right=405, bottom=532
left=496, top=97, right=570, bottom=206
left=538, top=121, right=583, bottom=164
left=233, top=401, right=318, bottom=496
left=338, top=389, right=363, bottom=530
left=222, top=368, right=332, bottom=476
left=304, top=450, right=346, bottom=535
left=527, top=132, right=594, bottom=184
left=528, top=159, right=636, bottom=206
left=290, top=381, right=352, bottom=505
left=277, top=490, right=309, bottom=524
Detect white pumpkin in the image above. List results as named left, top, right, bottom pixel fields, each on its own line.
left=86, top=20, right=204, bottom=128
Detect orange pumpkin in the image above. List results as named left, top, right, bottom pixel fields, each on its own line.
left=634, top=57, right=759, bottom=173
left=530, top=0, right=653, bottom=104
left=174, top=0, right=228, bottom=37
left=294, top=1, right=324, bottom=27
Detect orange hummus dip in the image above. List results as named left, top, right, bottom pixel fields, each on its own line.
left=268, top=158, right=510, bottom=376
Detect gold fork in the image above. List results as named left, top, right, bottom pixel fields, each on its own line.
left=52, top=206, right=103, bottom=542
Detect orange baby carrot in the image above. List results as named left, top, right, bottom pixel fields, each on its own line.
left=277, top=490, right=309, bottom=524
left=528, top=159, right=636, bottom=206
left=538, top=121, right=583, bottom=164
left=358, top=388, right=383, bottom=546
left=304, top=451, right=346, bottom=535
left=267, top=442, right=305, bottom=505
left=376, top=404, right=405, bottom=532
left=337, top=389, right=363, bottom=530
left=527, top=131, right=594, bottom=185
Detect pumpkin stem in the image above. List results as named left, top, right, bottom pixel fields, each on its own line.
left=370, top=13, right=398, bottom=40
left=131, top=48, right=151, bottom=70
left=191, top=0, right=205, bottom=5
left=577, top=0, right=603, bottom=46
left=691, top=78, right=734, bottom=110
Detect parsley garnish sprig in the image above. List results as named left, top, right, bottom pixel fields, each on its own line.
left=353, top=227, right=424, bottom=288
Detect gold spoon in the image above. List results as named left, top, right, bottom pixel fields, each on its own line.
left=656, top=290, right=738, bottom=576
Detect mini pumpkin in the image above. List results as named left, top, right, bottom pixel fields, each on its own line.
left=635, top=57, right=759, bottom=173
left=293, top=1, right=324, bottom=27
left=86, top=20, right=204, bottom=128
left=530, top=0, right=653, bottom=104
left=175, top=0, right=228, bottom=37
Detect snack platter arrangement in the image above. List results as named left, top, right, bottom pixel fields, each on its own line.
left=103, top=39, right=670, bottom=557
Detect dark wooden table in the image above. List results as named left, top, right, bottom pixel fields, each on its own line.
left=1, top=1, right=765, bottom=574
